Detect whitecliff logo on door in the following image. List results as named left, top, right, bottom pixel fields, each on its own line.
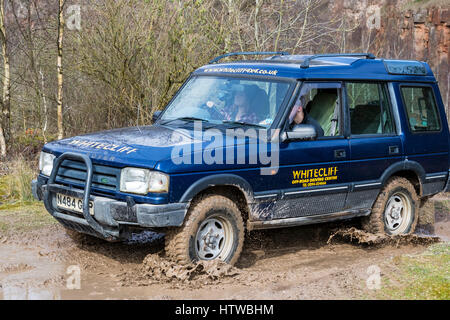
left=292, top=167, right=338, bottom=187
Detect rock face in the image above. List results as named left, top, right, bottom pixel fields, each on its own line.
left=328, top=0, right=449, bottom=122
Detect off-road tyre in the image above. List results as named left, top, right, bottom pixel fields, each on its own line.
left=362, top=177, right=419, bottom=235
left=165, top=195, right=245, bottom=265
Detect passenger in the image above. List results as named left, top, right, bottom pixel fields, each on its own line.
left=289, top=96, right=324, bottom=137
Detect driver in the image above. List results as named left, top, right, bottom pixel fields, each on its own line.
left=221, top=88, right=258, bottom=124
left=289, top=95, right=324, bottom=137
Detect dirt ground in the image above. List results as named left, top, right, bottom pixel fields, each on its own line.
left=0, top=195, right=449, bottom=300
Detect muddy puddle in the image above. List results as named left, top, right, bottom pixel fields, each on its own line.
left=327, top=227, right=441, bottom=246
left=121, top=255, right=241, bottom=288
left=1, top=197, right=449, bottom=300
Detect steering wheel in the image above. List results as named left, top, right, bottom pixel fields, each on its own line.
left=200, top=102, right=224, bottom=120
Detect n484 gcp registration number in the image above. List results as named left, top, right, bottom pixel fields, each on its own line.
left=56, top=193, right=94, bottom=215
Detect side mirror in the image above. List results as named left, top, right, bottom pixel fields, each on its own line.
left=281, top=124, right=317, bottom=142
left=152, top=110, right=162, bottom=123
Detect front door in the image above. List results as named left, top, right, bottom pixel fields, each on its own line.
left=270, top=82, right=351, bottom=219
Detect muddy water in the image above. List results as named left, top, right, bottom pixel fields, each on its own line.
left=1, top=206, right=449, bottom=300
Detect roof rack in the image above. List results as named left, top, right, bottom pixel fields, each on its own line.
left=209, top=51, right=289, bottom=64
left=300, top=53, right=376, bottom=69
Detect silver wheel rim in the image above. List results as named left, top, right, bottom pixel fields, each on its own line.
left=195, top=215, right=234, bottom=261
left=384, top=191, right=412, bottom=234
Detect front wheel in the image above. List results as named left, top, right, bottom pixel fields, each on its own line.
left=362, top=177, right=419, bottom=235
left=165, top=195, right=245, bottom=265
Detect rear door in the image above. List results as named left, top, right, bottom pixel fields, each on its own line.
left=395, top=83, right=449, bottom=195
left=345, top=81, right=403, bottom=210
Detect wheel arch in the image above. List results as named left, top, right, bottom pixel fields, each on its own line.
left=380, top=160, right=425, bottom=197
left=179, top=174, right=254, bottom=221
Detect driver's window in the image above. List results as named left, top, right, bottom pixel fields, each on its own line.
left=288, top=83, right=342, bottom=137
left=220, top=81, right=289, bottom=126
left=162, top=76, right=291, bottom=128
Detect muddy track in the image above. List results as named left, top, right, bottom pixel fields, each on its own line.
left=0, top=206, right=449, bottom=299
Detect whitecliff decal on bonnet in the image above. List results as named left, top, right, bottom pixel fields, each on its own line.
left=68, top=139, right=138, bottom=154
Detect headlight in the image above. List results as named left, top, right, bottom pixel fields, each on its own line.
left=148, top=171, right=170, bottom=193
left=39, top=152, right=55, bottom=176
left=120, top=168, right=169, bottom=194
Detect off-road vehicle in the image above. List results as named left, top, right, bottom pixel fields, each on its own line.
left=32, top=52, right=450, bottom=265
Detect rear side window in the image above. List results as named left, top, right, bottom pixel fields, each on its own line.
left=346, top=82, right=395, bottom=135
left=401, top=86, right=441, bottom=132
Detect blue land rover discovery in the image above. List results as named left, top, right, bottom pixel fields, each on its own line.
left=32, top=52, right=450, bottom=265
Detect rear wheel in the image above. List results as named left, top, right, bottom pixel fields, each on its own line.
left=165, top=195, right=245, bottom=265
left=362, top=177, right=419, bottom=235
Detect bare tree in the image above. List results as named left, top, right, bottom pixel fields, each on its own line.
left=0, top=0, right=10, bottom=156
left=57, top=0, right=65, bottom=140
left=39, top=67, right=48, bottom=143
left=213, top=0, right=355, bottom=56
left=0, top=0, right=445, bottom=150
left=0, top=125, right=5, bottom=156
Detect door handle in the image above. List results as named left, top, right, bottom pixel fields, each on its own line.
left=334, top=149, right=346, bottom=159
left=389, top=145, right=400, bottom=155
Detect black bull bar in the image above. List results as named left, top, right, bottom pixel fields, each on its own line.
left=43, top=152, right=118, bottom=240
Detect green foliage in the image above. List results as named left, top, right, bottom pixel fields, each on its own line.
left=376, top=243, right=450, bottom=300
left=0, top=158, right=37, bottom=207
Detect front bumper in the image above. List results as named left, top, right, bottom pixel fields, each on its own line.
left=32, top=153, right=187, bottom=240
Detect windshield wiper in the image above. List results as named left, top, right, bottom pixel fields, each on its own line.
left=161, top=117, right=209, bottom=125
left=222, top=120, right=266, bottom=129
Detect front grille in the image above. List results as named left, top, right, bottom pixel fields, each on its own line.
left=55, top=159, right=120, bottom=192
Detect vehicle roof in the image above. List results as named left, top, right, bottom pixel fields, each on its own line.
left=194, top=55, right=436, bottom=83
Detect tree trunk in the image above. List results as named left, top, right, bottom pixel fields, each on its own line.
left=40, top=68, right=48, bottom=143
left=0, top=0, right=10, bottom=156
left=57, top=0, right=65, bottom=140
left=0, top=124, right=5, bottom=157
left=254, top=0, right=261, bottom=51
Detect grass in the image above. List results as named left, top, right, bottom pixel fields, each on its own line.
left=0, top=157, right=38, bottom=209
left=374, top=242, right=450, bottom=300
left=0, top=158, right=56, bottom=235
left=0, top=203, right=55, bottom=235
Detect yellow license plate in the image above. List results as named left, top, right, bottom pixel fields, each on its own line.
left=56, top=193, right=94, bottom=216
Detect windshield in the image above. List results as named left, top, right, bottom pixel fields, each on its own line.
left=160, top=76, right=291, bottom=128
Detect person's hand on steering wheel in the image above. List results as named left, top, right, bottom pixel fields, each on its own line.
left=202, top=100, right=224, bottom=120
